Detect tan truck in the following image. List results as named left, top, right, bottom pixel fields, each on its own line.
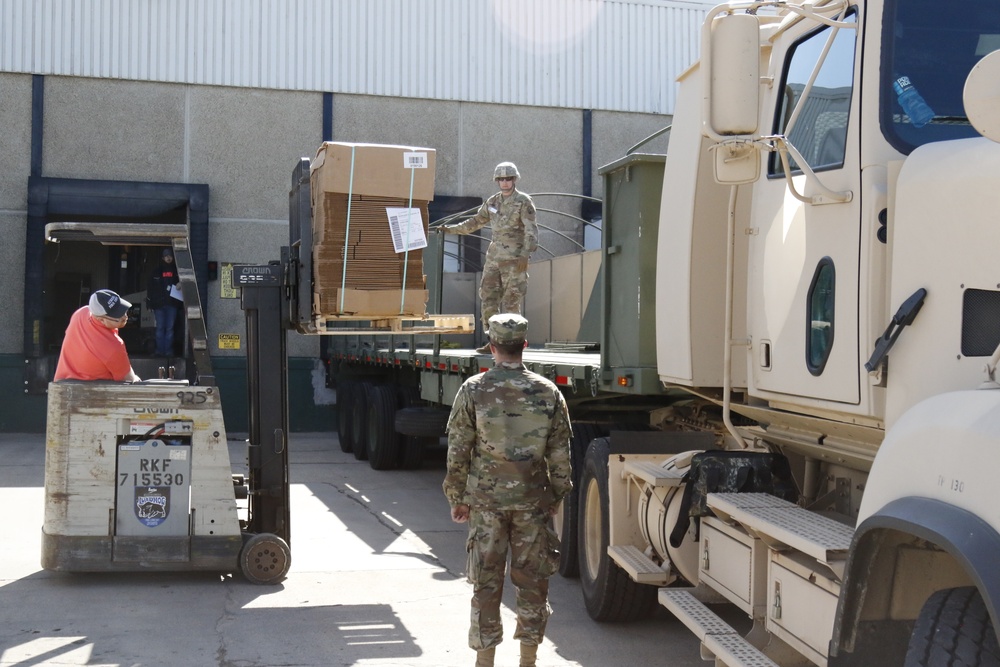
left=574, top=0, right=1000, bottom=665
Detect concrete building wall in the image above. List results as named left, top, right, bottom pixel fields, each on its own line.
left=0, top=71, right=671, bottom=430
left=2, top=73, right=670, bottom=357
left=0, top=73, right=32, bottom=354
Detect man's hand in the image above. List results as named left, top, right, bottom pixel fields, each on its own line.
left=451, top=504, right=470, bottom=523
left=516, top=257, right=529, bottom=273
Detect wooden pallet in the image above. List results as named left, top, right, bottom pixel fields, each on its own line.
left=303, top=313, right=475, bottom=335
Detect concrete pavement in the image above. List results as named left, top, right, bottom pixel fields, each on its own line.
left=0, top=431, right=718, bottom=666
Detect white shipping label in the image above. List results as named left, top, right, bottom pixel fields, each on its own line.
left=386, top=208, right=428, bottom=253
left=403, top=151, right=428, bottom=169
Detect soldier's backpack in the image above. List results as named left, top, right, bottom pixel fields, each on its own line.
left=668, top=450, right=798, bottom=548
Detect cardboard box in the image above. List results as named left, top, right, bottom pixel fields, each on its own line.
left=311, top=142, right=436, bottom=201
left=312, top=193, right=430, bottom=250
left=313, top=258, right=425, bottom=290
left=309, top=142, right=435, bottom=319
left=314, top=288, right=428, bottom=318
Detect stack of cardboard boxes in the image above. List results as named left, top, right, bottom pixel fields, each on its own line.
left=310, top=142, right=436, bottom=317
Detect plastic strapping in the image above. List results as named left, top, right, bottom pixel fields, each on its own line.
left=399, top=163, right=416, bottom=314
left=339, top=145, right=356, bottom=313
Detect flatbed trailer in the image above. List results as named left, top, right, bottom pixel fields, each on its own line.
left=328, top=344, right=602, bottom=400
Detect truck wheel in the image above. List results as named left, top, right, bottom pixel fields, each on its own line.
left=557, top=423, right=603, bottom=578
left=904, top=587, right=1000, bottom=667
left=366, top=384, right=400, bottom=470
left=239, top=532, right=291, bottom=585
left=396, top=386, right=429, bottom=469
left=336, top=380, right=356, bottom=454
left=351, top=382, right=372, bottom=460
left=399, top=437, right=432, bottom=470
left=395, top=406, right=450, bottom=438
left=578, top=436, right=657, bottom=622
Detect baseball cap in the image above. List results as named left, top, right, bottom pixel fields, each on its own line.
left=89, top=289, right=132, bottom=319
left=162, top=248, right=174, bottom=259
left=488, top=313, right=528, bottom=344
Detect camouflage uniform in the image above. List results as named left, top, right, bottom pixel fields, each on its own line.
left=443, top=314, right=572, bottom=652
left=446, top=189, right=538, bottom=333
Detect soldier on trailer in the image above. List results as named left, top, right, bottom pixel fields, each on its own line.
left=440, top=162, right=538, bottom=354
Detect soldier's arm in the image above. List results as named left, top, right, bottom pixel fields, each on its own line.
left=544, top=391, right=573, bottom=504
left=521, top=196, right=538, bottom=257
left=442, top=385, right=476, bottom=507
left=444, top=199, right=491, bottom=235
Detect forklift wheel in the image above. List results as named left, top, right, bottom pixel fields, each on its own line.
left=239, top=533, right=291, bottom=585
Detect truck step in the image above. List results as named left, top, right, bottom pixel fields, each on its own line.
left=623, top=459, right=685, bottom=487
left=659, top=589, right=778, bottom=667
left=608, top=545, right=670, bottom=584
left=707, top=492, right=854, bottom=572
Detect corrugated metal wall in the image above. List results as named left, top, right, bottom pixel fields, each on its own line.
left=0, top=0, right=712, bottom=114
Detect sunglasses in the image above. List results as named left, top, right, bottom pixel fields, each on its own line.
left=497, top=177, right=515, bottom=182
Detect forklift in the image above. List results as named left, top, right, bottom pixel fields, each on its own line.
left=41, top=221, right=292, bottom=585
left=40, top=157, right=468, bottom=583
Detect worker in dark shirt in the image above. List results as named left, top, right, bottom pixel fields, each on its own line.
left=147, top=248, right=182, bottom=358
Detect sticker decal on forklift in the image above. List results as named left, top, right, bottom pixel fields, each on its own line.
left=134, top=486, right=170, bottom=527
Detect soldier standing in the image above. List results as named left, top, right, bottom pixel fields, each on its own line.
left=441, top=162, right=538, bottom=354
left=443, top=313, right=572, bottom=667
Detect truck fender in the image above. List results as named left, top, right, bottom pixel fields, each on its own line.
left=831, top=496, right=1000, bottom=659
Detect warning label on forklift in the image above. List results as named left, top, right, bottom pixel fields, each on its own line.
left=218, top=333, right=241, bottom=350
left=220, top=264, right=239, bottom=299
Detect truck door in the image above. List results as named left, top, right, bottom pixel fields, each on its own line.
left=747, top=13, right=862, bottom=405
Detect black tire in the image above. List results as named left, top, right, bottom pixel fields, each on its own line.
left=395, top=406, right=450, bottom=438
left=395, top=386, right=429, bottom=469
left=904, top=587, right=1000, bottom=667
left=578, top=436, right=657, bottom=622
left=351, top=382, right=372, bottom=460
left=557, top=423, right=603, bottom=578
left=336, top=380, right=355, bottom=454
left=366, top=384, right=400, bottom=470
left=400, top=436, right=433, bottom=470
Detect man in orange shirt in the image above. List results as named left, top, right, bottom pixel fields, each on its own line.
left=54, top=289, right=141, bottom=383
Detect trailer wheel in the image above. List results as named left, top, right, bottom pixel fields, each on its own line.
left=239, top=533, right=291, bottom=585
left=904, top=587, right=1000, bottom=667
left=350, top=382, right=372, bottom=460
left=336, top=380, right=356, bottom=453
left=399, top=437, right=432, bottom=470
left=556, top=423, right=603, bottom=578
left=396, top=386, right=429, bottom=470
left=578, top=436, right=657, bottom=622
left=395, top=407, right=450, bottom=438
left=366, top=384, right=400, bottom=470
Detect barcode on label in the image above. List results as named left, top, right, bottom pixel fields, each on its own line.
left=388, top=215, right=425, bottom=250
left=403, top=151, right=428, bottom=169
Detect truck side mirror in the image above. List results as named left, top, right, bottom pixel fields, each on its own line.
left=708, top=12, right=760, bottom=136
left=964, top=49, right=1000, bottom=144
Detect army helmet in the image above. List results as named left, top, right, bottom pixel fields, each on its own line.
left=494, top=161, right=520, bottom=181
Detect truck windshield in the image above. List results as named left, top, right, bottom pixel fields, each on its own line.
left=882, top=0, right=1000, bottom=154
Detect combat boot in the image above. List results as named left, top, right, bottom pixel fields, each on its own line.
left=520, top=642, right=538, bottom=667
left=475, top=342, right=493, bottom=355
left=475, top=647, right=495, bottom=667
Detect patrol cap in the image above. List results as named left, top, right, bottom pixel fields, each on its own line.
left=89, top=289, right=132, bottom=319
left=488, top=313, right=528, bottom=344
